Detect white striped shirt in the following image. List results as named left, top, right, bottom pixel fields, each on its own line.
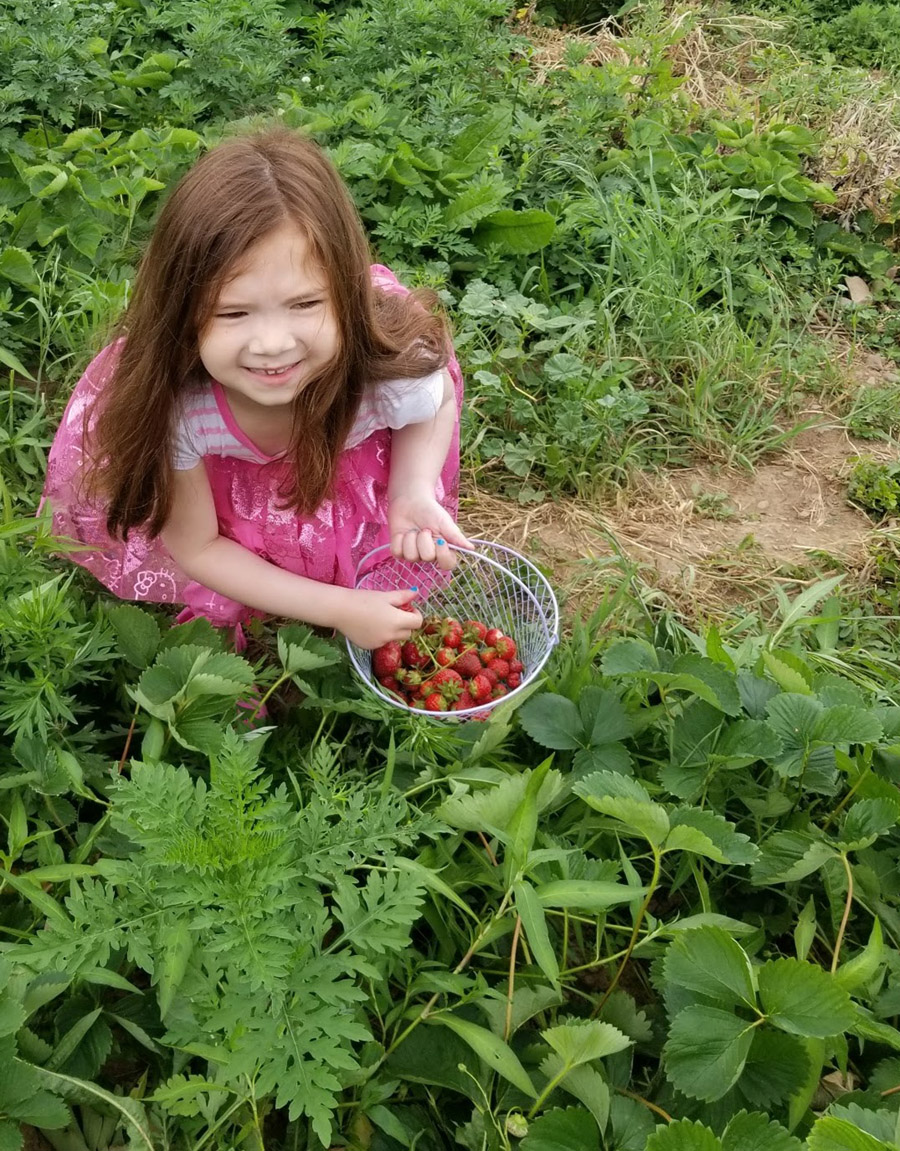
left=172, top=371, right=445, bottom=470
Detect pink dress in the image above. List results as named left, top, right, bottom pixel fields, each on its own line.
left=41, top=266, right=463, bottom=628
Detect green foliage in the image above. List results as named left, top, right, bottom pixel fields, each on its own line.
left=846, top=382, right=900, bottom=441
left=14, top=731, right=433, bottom=1146
left=848, top=458, right=900, bottom=518
left=752, top=0, right=900, bottom=72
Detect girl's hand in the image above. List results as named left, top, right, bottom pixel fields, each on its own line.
left=388, top=490, right=472, bottom=570
left=338, top=587, right=424, bottom=649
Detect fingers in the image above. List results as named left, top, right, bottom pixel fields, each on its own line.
left=389, top=520, right=472, bottom=567
left=439, top=521, right=474, bottom=550
left=388, top=587, right=419, bottom=609
left=434, top=536, right=458, bottom=571
left=392, top=527, right=437, bottom=563
left=387, top=589, right=423, bottom=635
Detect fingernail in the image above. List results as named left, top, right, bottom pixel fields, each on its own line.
left=436, top=538, right=445, bottom=546
left=409, top=585, right=418, bottom=592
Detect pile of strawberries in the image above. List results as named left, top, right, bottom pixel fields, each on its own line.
left=371, top=617, right=523, bottom=713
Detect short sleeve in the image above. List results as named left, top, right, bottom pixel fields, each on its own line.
left=171, top=413, right=203, bottom=470
left=364, top=369, right=445, bottom=431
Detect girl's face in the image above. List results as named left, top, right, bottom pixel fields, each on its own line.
left=199, top=222, right=339, bottom=413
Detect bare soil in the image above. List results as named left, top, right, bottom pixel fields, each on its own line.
left=458, top=408, right=898, bottom=617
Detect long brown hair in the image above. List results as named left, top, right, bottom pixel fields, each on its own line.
left=90, top=128, right=450, bottom=539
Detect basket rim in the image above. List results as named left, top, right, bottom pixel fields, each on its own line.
left=354, top=538, right=560, bottom=640
left=346, top=539, right=560, bottom=720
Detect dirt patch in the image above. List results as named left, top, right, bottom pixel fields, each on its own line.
left=459, top=416, right=892, bottom=617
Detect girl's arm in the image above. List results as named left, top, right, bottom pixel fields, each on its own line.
left=160, top=464, right=422, bottom=648
left=387, top=369, right=471, bottom=565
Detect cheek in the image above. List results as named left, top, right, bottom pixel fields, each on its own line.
left=199, top=329, right=236, bottom=367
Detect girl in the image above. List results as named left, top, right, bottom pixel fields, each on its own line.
left=42, top=128, right=471, bottom=650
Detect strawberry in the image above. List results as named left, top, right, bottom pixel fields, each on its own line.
left=494, top=635, right=517, bottom=660
left=469, top=673, right=493, bottom=703
left=507, top=672, right=521, bottom=689
left=401, top=640, right=429, bottom=669
left=454, top=650, right=483, bottom=678
left=492, top=683, right=509, bottom=698
left=443, top=624, right=463, bottom=649
left=423, top=693, right=445, bottom=712
left=373, top=641, right=401, bottom=678
left=463, top=620, right=487, bottom=642
left=480, top=646, right=496, bottom=664
left=486, top=657, right=510, bottom=681
left=435, top=646, right=457, bottom=667
left=455, top=690, right=476, bottom=710
left=421, top=668, right=460, bottom=704
left=378, top=675, right=402, bottom=693
left=396, top=667, right=426, bottom=690
left=485, top=628, right=505, bottom=647
left=481, top=666, right=499, bottom=687
left=509, top=658, right=524, bottom=675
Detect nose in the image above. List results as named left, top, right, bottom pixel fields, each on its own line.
left=247, top=315, right=298, bottom=357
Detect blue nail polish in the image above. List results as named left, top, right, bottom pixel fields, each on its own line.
left=409, top=586, right=418, bottom=592
left=436, top=538, right=445, bottom=546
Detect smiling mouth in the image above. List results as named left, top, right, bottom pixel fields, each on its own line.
left=247, top=361, right=301, bottom=378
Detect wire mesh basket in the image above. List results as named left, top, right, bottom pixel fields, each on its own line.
left=347, top=540, right=560, bottom=720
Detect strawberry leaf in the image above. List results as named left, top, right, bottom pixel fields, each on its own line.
left=541, top=1018, right=631, bottom=1068
left=750, top=832, right=836, bottom=885
left=721, top=1110, right=802, bottom=1151
left=757, top=958, right=855, bottom=1037
left=664, top=927, right=757, bottom=1009
left=521, top=1108, right=599, bottom=1151
left=738, top=1030, right=810, bottom=1108
left=646, top=1119, right=721, bottom=1151
left=665, top=1006, right=754, bottom=1101
left=573, top=772, right=669, bottom=846
left=519, top=694, right=584, bottom=749
left=665, top=808, right=759, bottom=865
left=806, top=1117, right=894, bottom=1151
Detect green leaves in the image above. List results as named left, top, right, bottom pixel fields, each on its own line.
left=663, top=929, right=856, bottom=1103
left=574, top=773, right=758, bottom=863
left=515, top=880, right=559, bottom=986
left=574, top=772, right=669, bottom=847
left=430, top=1015, right=536, bottom=1098
left=107, top=604, right=160, bottom=669
left=664, top=928, right=756, bottom=1009
left=666, top=808, right=759, bottom=865
left=666, top=1006, right=755, bottom=1101
left=475, top=209, right=556, bottom=254
left=646, top=1119, right=722, bottom=1150
left=129, top=643, right=255, bottom=753
left=806, top=1117, right=895, bottom=1151
left=520, top=687, right=633, bottom=774
left=645, top=1112, right=802, bottom=1151
left=600, top=645, right=741, bottom=715
left=277, top=623, right=343, bottom=679
left=757, top=959, right=856, bottom=1038
left=541, top=1019, right=631, bottom=1068
left=534, top=879, right=646, bottom=912
left=521, top=1108, right=599, bottom=1151
left=437, top=766, right=563, bottom=834
left=721, top=1110, right=802, bottom=1150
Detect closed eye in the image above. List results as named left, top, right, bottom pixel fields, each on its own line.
left=293, top=299, right=322, bottom=310
left=216, top=310, right=246, bottom=319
